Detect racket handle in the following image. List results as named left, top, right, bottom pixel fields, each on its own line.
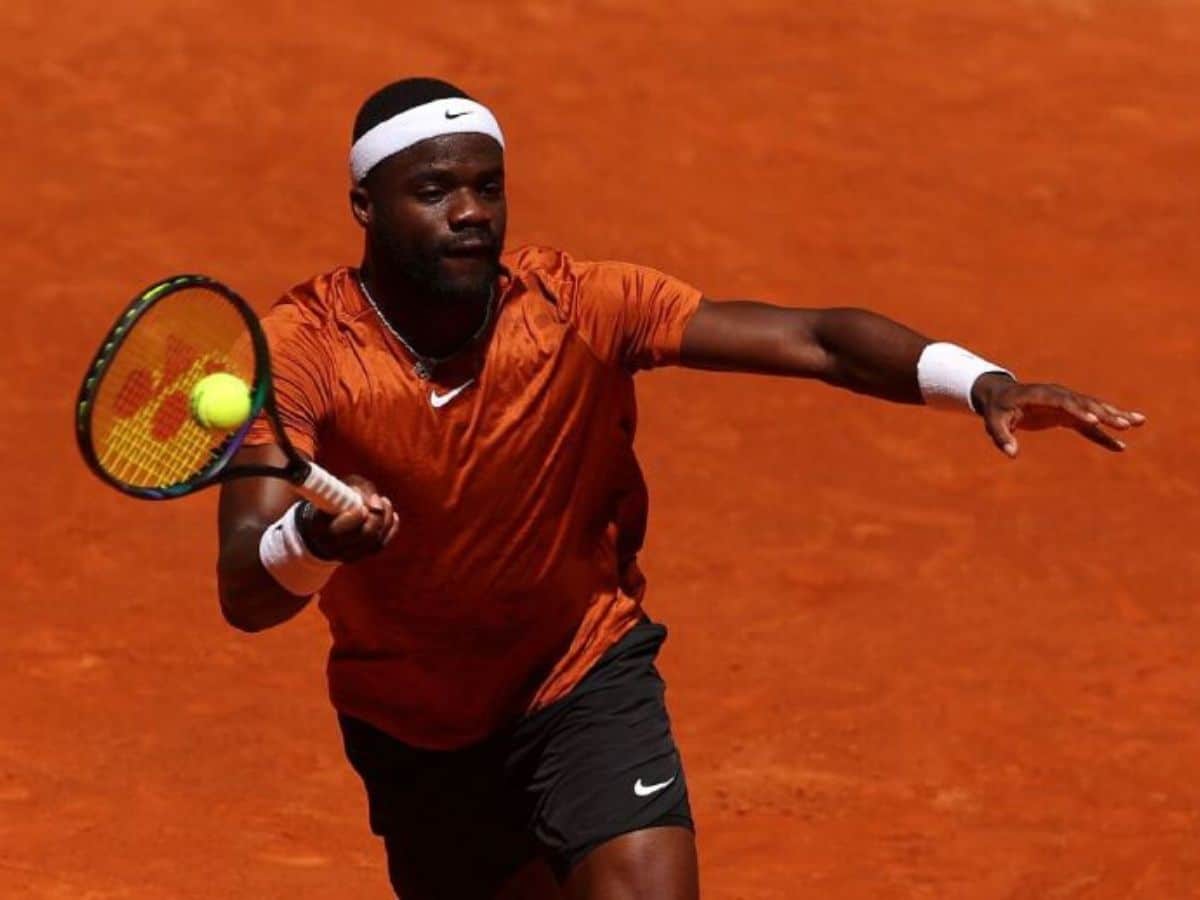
left=296, top=462, right=366, bottom=514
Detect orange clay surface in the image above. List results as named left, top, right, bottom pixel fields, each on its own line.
left=3, top=1, right=1198, bottom=897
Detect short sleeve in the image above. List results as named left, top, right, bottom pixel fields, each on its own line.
left=565, top=259, right=703, bottom=371
left=242, top=299, right=335, bottom=459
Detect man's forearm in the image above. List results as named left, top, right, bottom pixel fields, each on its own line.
left=808, top=307, right=930, bottom=403
left=217, top=524, right=313, bottom=632
left=680, top=300, right=933, bottom=403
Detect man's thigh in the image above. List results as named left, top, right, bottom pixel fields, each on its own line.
left=564, top=826, right=698, bottom=900
left=384, top=834, right=556, bottom=900
left=509, top=619, right=696, bottom=885
left=495, top=859, right=564, bottom=900
left=340, top=714, right=537, bottom=899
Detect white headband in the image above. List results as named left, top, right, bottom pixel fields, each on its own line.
left=349, top=97, right=505, bottom=182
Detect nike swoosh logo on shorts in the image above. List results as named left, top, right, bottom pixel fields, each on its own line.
left=430, top=380, right=474, bottom=408
left=634, top=775, right=676, bottom=797
left=444, top=109, right=473, bottom=119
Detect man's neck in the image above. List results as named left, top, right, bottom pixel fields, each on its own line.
left=360, top=262, right=493, bottom=361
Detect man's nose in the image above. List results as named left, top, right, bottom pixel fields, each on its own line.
left=447, top=188, right=491, bottom=230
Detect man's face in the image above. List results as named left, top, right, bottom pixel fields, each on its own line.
left=354, top=133, right=506, bottom=303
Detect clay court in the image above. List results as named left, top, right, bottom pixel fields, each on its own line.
left=4, top=0, right=1198, bottom=896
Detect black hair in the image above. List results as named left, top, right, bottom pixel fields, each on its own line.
left=352, top=77, right=472, bottom=143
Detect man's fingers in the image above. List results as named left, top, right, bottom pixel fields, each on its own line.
left=1055, top=390, right=1147, bottom=433
left=1075, top=421, right=1126, bottom=452
left=382, top=498, right=400, bottom=546
left=1023, top=389, right=1144, bottom=434
left=329, top=493, right=383, bottom=533
left=381, top=499, right=401, bottom=546
left=1057, top=394, right=1101, bottom=427
left=984, top=409, right=1019, bottom=458
left=350, top=496, right=396, bottom=546
left=1066, top=394, right=1135, bottom=430
left=367, top=497, right=394, bottom=547
left=328, top=505, right=368, bottom=536
left=1095, top=400, right=1146, bottom=428
left=1027, top=390, right=1129, bottom=451
left=1084, top=399, right=1129, bottom=428
left=326, top=505, right=393, bottom=561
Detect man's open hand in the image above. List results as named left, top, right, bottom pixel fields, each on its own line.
left=971, top=372, right=1146, bottom=458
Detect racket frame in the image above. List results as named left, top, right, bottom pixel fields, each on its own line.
left=76, top=274, right=318, bottom=501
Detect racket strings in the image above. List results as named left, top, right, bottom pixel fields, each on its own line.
left=90, top=287, right=257, bottom=489
left=101, top=393, right=217, bottom=485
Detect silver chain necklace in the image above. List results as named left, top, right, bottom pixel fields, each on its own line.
left=357, top=272, right=495, bottom=380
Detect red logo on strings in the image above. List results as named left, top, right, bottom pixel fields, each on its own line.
left=110, top=337, right=225, bottom=441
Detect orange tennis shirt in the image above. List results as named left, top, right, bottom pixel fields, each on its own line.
left=244, top=246, right=702, bottom=749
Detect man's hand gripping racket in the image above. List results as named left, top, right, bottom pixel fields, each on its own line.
left=76, top=275, right=367, bottom=519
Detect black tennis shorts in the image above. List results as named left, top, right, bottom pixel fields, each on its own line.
left=338, top=618, right=692, bottom=895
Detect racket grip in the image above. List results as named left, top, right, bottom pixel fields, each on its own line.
left=296, top=462, right=366, bottom=514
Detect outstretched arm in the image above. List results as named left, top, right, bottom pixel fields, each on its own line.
left=679, top=299, right=1145, bottom=457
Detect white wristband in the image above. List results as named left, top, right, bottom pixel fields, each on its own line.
left=258, top=502, right=340, bottom=597
left=917, top=342, right=1014, bottom=413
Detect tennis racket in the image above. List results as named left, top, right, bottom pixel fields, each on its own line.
left=75, top=274, right=363, bottom=513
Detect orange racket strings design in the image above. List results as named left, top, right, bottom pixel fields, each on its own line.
left=91, top=288, right=255, bottom=489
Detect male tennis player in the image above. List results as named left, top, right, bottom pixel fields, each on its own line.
left=217, top=78, right=1144, bottom=899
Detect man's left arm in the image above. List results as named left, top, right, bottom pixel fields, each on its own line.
left=679, top=299, right=1146, bottom=457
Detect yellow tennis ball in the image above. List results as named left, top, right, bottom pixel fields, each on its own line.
left=190, top=372, right=252, bottom=430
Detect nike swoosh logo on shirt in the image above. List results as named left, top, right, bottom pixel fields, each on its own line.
left=430, top=380, right=474, bottom=408
left=444, top=109, right=473, bottom=119
left=634, top=775, right=677, bottom=797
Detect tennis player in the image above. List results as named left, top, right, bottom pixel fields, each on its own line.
left=217, top=78, right=1144, bottom=899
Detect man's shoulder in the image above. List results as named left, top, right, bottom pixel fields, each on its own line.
left=503, top=244, right=574, bottom=283
left=262, top=266, right=361, bottom=337
left=503, top=245, right=673, bottom=293
left=502, top=245, right=632, bottom=301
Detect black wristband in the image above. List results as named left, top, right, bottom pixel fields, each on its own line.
left=295, top=500, right=339, bottom=561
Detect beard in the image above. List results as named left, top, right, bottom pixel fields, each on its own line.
left=370, top=227, right=501, bottom=305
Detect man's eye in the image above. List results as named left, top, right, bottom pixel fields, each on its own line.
left=481, top=181, right=504, bottom=198
left=415, top=187, right=445, bottom=202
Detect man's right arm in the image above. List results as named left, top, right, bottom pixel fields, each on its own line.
left=217, top=444, right=398, bottom=632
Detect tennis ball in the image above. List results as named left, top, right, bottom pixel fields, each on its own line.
left=190, top=372, right=252, bottom=430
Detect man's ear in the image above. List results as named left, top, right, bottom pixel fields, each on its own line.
left=349, top=184, right=371, bottom=229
